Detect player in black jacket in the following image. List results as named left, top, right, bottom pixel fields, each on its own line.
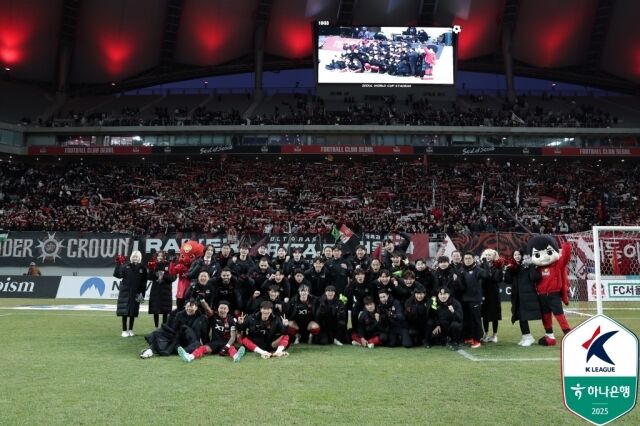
left=246, top=284, right=285, bottom=316
left=216, top=244, right=233, bottom=269
left=432, top=256, right=461, bottom=296
left=177, top=300, right=245, bottom=363
left=273, top=246, right=288, bottom=272
left=228, top=243, right=256, bottom=307
left=238, top=301, right=290, bottom=358
left=252, top=244, right=271, bottom=264
left=249, top=257, right=275, bottom=297
left=393, top=270, right=418, bottom=303
left=377, top=287, right=412, bottom=348
left=305, top=257, right=329, bottom=297
left=290, top=269, right=312, bottom=297
left=183, top=270, right=214, bottom=313
left=426, top=287, right=464, bottom=350
left=284, top=248, right=309, bottom=279
left=414, top=259, right=435, bottom=295
left=404, top=284, right=429, bottom=346
left=147, top=250, right=175, bottom=327
left=188, top=244, right=220, bottom=280
left=352, top=296, right=382, bottom=348
left=263, top=269, right=292, bottom=302
left=459, top=252, right=484, bottom=348
left=350, top=245, right=371, bottom=273
left=286, top=284, right=320, bottom=344
left=210, top=268, right=244, bottom=316
left=325, top=245, right=351, bottom=295
left=347, top=269, right=376, bottom=331
left=140, top=298, right=208, bottom=359
left=314, top=285, right=347, bottom=345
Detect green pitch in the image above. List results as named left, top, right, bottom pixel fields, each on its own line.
left=1, top=299, right=638, bottom=426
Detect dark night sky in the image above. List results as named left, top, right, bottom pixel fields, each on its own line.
left=136, top=69, right=619, bottom=96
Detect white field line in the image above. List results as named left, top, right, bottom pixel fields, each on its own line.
left=565, top=309, right=595, bottom=317
left=567, top=308, right=640, bottom=311
left=457, top=350, right=480, bottom=361
left=457, top=349, right=558, bottom=362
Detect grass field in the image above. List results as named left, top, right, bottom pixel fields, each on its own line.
left=1, top=299, right=638, bottom=425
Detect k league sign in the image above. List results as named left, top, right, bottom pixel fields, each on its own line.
left=562, top=315, right=638, bottom=425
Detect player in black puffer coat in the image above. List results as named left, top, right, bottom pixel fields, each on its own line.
left=147, top=250, right=175, bottom=327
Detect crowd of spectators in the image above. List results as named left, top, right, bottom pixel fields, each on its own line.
left=44, top=105, right=244, bottom=127
left=1, top=158, right=637, bottom=236
left=37, top=93, right=617, bottom=128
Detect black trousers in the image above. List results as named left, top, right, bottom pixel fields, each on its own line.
left=463, top=302, right=483, bottom=341
left=425, top=320, right=462, bottom=345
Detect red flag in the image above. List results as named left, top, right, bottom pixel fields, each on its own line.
left=339, top=224, right=354, bottom=243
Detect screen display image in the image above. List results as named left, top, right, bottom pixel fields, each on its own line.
left=316, top=26, right=455, bottom=86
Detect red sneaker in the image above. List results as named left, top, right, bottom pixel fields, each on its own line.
left=539, top=335, right=557, bottom=346
left=470, top=340, right=481, bottom=349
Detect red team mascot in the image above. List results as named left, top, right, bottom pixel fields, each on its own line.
left=169, top=241, right=204, bottom=311
left=527, top=235, right=572, bottom=346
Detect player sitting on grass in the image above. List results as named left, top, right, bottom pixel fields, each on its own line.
left=177, top=300, right=245, bottom=363
left=237, top=301, right=290, bottom=359
left=351, top=296, right=382, bottom=348
left=140, top=298, right=208, bottom=359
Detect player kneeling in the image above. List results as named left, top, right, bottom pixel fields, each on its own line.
left=177, top=300, right=245, bottom=363
left=351, top=296, right=382, bottom=348
left=287, top=284, right=320, bottom=345
left=237, top=301, right=290, bottom=359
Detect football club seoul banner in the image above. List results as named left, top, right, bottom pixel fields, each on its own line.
left=562, top=315, right=638, bottom=425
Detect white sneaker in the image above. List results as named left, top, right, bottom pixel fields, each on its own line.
left=352, top=340, right=361, bottom=346
left=517, top=336, right=526, bottom=346
left=128, top=330, right=135, bottom=337
left=367, top=343, right=375, bottom=349
left=140, top=348, right=154, bottom=359
left=294, top=335, right=300, bottom=345
left=307, top=333, right=314, bottom=344
left=521, top=335, right=535, bottom=347
left=480, top=334, right=489, bottom=343
left=488, top=335, right=498, bottom=343
left=121, top=331, right=129, bottom=338
left=333, top=338, right=344, bottom=346
left=258, top=350, right=271, bottom=359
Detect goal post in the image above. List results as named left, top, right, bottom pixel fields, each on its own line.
left=564, top=226, right=640, bottom=317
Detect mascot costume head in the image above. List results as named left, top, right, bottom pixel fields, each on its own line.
left=527, top=235, right=572, bottom=346
left=169, top=241, right=204, bottom=310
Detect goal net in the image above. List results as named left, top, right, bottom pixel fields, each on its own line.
left=564, top=226, right=640, bottom=318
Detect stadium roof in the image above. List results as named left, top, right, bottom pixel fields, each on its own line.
left=0, top=0, right=638, bottom=94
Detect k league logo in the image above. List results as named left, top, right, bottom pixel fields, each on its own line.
left=562, top=315, right=638, bottom=426
left=582, top=326, right=618, bottom=367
